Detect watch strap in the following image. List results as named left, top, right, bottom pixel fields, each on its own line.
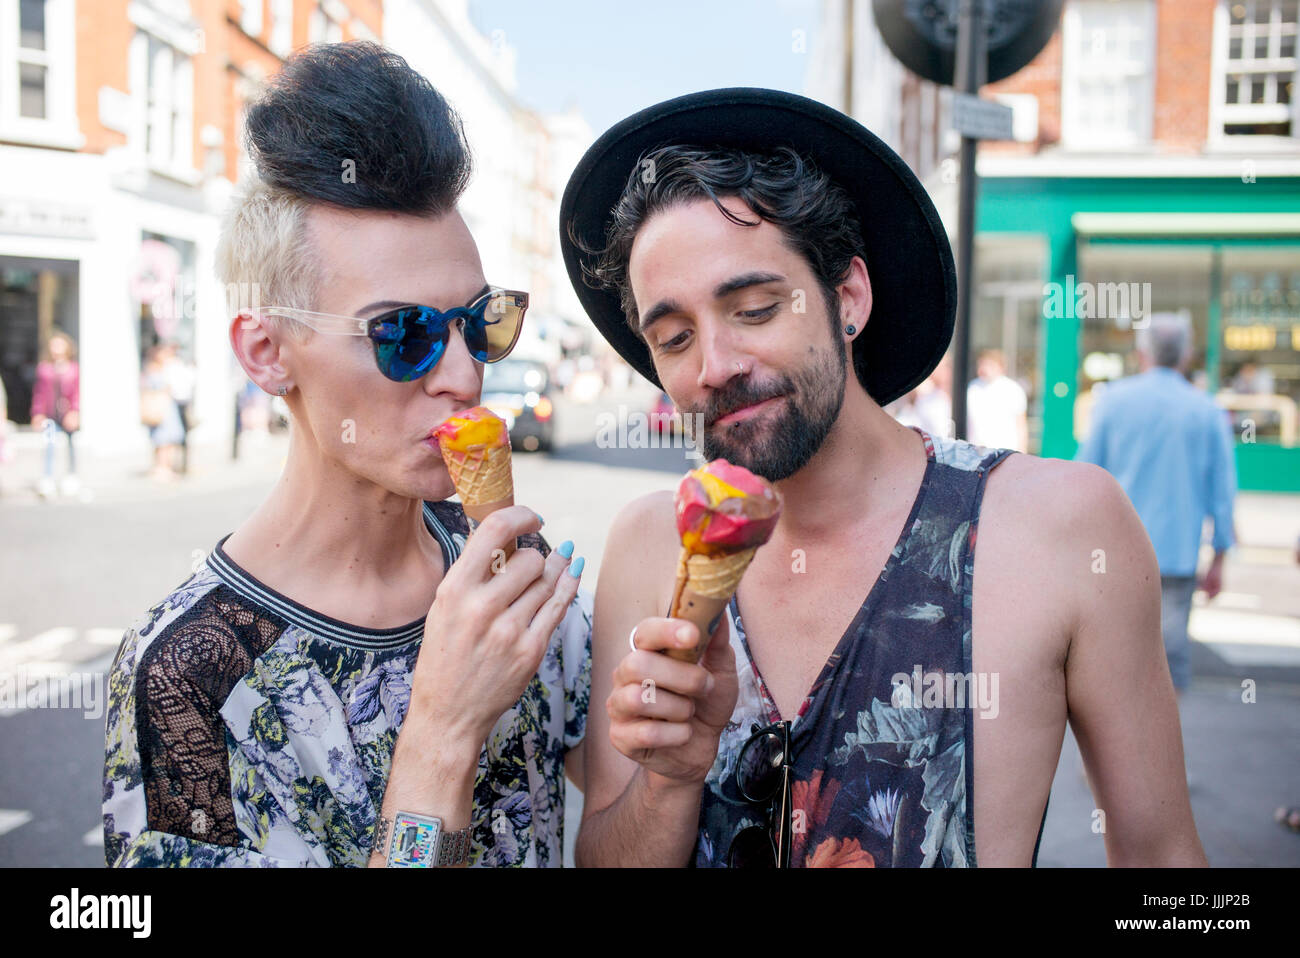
left=436, top=824, right=473, bottom=867
left=377, top=811, right=472, bottom=867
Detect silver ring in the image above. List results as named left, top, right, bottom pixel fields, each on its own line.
left=628, top=626, right=639, bottom=653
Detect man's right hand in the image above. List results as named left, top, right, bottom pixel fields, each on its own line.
left=411, top=505, right=581, bottom=749
left=606, top=614, right=738, bottom=786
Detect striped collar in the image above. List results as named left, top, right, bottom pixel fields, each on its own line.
left=205, top=503, right=457, bottom=650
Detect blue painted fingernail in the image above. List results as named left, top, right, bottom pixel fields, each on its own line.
left=568, top=557, right=585, bottom=577
left=532, top=510, right=545, bottom=527
left=558, top=540, right=574, bottom=559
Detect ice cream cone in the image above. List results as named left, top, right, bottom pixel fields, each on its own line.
left=665, top=547, right=756, bottom=663
left=664, top=459, right=781, bottom=663
left=434, top=408, right=516, bottom=557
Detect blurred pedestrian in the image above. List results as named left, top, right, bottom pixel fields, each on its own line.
left=30, top=330, right=80, bottom=499
left=898, top=354, right=954, bottom=439
left=1075, top=313, right=1237, bottom=697
left=160, top=342, right=197, bottom=473
left=1230, top=357, right=1275, bottom=395
left=966, top=348, right=1027, bottom=451
left=140, top=345, right=184, bottom=481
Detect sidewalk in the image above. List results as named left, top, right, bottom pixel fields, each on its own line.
left=0, top=425, right=289, bottom=505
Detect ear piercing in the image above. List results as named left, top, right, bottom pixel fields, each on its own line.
left=844, top=325, right=857, bottom=336
left=278, top=385, right=288, bottom=396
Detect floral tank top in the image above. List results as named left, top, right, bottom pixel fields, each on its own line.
left=693, top=427, right=1047, bottom=867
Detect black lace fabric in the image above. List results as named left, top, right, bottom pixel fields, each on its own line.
left=134, top=588, right=286, bottom=847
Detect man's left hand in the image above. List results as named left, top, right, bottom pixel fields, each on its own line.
left=62, top=410, right=79, bottom=433
left=1198, top=557, right=1223, bottom=600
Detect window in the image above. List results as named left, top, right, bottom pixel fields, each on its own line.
left=269, top=0, right=292, bottom=56
left=0, top=0, right=81, bottom=146
left=1061, top=0, right=1156, bottom=148
left=239, top=0, right=262, bottom=39
left=1217, top=0, right=1298, bottom=137
left=129, top=29, right=195, bottom=176
left=309, top=2, right=344, bottom=44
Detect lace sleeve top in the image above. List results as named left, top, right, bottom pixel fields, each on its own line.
left=102, top=500, right=592, bottom=867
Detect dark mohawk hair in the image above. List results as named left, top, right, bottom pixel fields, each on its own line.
left=244, top=41, right=472, bottom=214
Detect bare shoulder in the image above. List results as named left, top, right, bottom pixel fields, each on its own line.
left=984, top=452, right=1134, bottom=537
left=595, top=489, right=680, bottom=612
left=981, top=452, right=1157, bottom=644
left=604, top=489, right=679, bottom=560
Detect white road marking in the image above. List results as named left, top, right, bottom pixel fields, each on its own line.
left=0, top=652, right=115, bottom=718
left=1191, top=608, right=1300, bottom=646
left=0, top=627, right=77, bottom=671
left=1204, top=591, right=1263, bottom=611
left=86, top=628, right=125, bottom=646
left=1203, top=642, right=1300, bottom=667
left=0, top=809, right=33, bottom=837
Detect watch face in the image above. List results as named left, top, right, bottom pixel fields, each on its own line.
left=389, top=814, right=441, bottom=868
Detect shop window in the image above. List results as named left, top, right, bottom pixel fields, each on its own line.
left=1074, top=245, right=1215, bottom=441
left=1219, top=247, right=1300, bottom=444
left=973, top=236, right=1047, bottom=453
left=132, top=234, right=196, bottom=365
left=0, top=256, right=79, bottom=427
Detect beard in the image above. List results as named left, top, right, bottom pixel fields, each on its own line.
left=686, top=336, right=847, bottom=482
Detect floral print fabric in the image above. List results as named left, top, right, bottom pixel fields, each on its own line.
left=103, top=500, right=591, bottom=867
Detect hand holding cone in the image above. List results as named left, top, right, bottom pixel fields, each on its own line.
left=433, top=406, right=516, bottom=557
left=665, top=460, right=783, bottom=663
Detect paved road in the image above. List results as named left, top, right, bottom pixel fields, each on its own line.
left=2, top=389, right=1297, bottom=866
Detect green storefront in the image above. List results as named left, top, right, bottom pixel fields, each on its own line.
left=973, top=174, right=1300, bottom=492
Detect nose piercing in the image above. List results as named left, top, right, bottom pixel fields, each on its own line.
left=736, top=361, right=746, bottom=374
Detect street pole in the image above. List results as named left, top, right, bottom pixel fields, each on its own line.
left=843, top=0, right=855, bottom=116
left=951, top=0, right=986, bottom=441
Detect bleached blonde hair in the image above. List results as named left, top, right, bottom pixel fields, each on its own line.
left=215, top=175, right=319, bottom=343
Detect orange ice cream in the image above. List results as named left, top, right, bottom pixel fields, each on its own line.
left=433, top=406, right=510, bottom=453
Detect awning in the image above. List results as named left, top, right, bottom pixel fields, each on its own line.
left=1071, top=212, right=1300, bottom=237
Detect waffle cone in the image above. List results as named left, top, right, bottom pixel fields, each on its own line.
left=665, top=547, right=756, bottom=663
left=441, top=444, right=513, bottom=506
left=440, top=443, right=515, bottom=556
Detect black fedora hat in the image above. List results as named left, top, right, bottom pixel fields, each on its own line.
left=559, top=87, right=956, bottom=408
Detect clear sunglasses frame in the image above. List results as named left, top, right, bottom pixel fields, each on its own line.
left=246, top=287, right=528, bottom=342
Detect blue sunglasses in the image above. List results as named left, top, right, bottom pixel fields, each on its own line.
left=252, top=287, right=528, bottom=382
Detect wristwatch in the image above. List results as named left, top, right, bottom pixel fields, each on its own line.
left=375, top=811, right=473, bottom=868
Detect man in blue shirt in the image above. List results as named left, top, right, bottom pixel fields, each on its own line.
left=1076, top=313, right=1238, bottom=695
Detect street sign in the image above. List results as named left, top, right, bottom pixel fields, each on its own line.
left=872, top=0, right=1063, bottom=87
left=951, top=92, right=1014, bottom=140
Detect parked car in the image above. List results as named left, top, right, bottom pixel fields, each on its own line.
left=649, top=391, right=682, bottom=436
left=482, top=358, right=556, bottom=452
